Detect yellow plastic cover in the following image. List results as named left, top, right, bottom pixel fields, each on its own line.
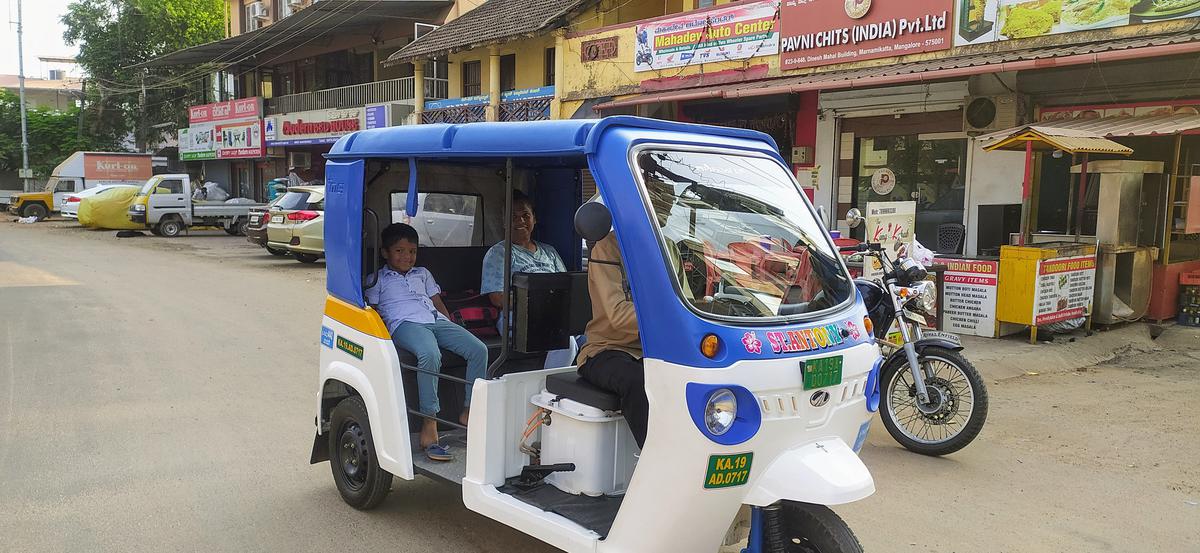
left=78, top=187, right=143, bottom=230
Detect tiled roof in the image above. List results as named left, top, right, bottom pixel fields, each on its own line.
left=388, top=0, right=596, bottom=62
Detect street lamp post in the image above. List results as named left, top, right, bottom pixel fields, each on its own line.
left=16, top=0, right=32, bottom=188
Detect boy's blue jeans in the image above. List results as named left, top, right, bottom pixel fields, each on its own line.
left=391, top=318, right=488, bottom=416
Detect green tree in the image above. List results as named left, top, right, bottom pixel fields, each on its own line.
left=0, top=90, right=104, bottom=177
left=62, top=0, right=224, bottom=151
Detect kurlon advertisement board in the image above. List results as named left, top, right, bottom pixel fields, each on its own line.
left=779, top=0, right=954, bottom=70
left=633, top=0, right=781, bottom=72
left=179, top=97, right=264, bottom=161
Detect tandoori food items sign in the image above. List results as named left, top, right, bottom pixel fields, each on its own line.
left=954, top=0, right=1200, bottom=46
left=1032, top=254, right=1096, bottom=325
left=634, top=0, right=781, bottom=72
left=779, top=0, right=953, bottom=70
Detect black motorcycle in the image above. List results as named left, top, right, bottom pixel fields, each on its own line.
left=840, top=222, right=988, bottom=456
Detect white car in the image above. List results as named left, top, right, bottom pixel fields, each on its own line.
left=60, top=184, right=139, bottom=219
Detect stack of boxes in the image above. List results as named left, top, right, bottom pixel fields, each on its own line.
left=1179, top=272, right=1200, bottom=327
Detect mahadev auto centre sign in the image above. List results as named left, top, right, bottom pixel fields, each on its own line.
left=264, top=105, right=390, bottom=146
left=779, top=0, right=953, bottom=70
left=634, top=0, right=781, bottom=72
left=179, top=98, right=265, bottom=161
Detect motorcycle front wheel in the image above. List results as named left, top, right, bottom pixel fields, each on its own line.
left=879, top=346, right=988, bottom=456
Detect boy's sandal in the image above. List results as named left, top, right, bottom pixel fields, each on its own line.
left=425, top=443, right=453, bottom=462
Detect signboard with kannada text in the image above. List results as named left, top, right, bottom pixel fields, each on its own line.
left=780, top=0, right=953, bottom=71
left=635, top=0, right=780, bottom=72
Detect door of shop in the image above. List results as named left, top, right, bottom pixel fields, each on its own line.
left=845, top=111, right=967, bottom=252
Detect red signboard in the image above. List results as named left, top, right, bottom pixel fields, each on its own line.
left=189, top=98, right=262, bottom=124
left=84, top=154, right=153, bottom=181
left=779, top=0, right=953, bottom=71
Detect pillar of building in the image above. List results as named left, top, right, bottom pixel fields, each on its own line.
left=413, top=61, right=425, bottom=123
left=487, top=45, right=501, bottom=122
left=551, top=31, right=565, bottom=120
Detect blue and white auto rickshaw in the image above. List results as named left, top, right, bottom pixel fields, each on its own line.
left=310, top=117, right=883, bottom=552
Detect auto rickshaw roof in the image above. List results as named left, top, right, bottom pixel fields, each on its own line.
left=325, top=116, right=780, bottom=161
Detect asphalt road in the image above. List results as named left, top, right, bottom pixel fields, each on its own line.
left=1, top=219, right=1196, bottom=552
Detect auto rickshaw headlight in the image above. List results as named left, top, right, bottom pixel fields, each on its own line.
left=700, top=334, right=720, bottom=359
left=705, top=388, right=737, bottom=436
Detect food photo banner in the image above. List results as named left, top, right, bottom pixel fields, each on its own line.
left=955, top=0, right=1200, bottom=46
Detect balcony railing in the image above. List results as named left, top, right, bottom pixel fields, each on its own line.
left=266, top=77, right=449, bottom=115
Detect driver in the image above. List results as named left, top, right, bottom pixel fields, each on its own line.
left=574, top=180, right=680, bottom=449
left=575, top=231, right=647, bottom=448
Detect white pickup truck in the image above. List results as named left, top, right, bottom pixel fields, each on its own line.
left=128, top=174, right=265, bottom=237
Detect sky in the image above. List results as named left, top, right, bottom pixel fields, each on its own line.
left=0, top=0, right=78, bottom=78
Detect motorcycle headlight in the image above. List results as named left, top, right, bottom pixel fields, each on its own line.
left=915, top=282, right=936, bottom=314
left=704, top=388, right=737, bottom=436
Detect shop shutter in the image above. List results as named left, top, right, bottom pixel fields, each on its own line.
left=581, top=169, right=598, bottom=201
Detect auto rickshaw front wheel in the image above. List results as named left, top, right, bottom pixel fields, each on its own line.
left=770, top=501, right=863, bottom=553
left=329, top=396, right=393, bottom=510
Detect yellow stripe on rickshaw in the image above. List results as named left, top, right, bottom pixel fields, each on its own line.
left=324, top=295, right=391, bottom=339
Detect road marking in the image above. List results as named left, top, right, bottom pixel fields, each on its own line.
left=0, top=262, right=79, bottom=288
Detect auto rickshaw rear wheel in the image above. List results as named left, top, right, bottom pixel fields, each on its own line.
left=777, top=502, right=862, bottom=553
left=329, top=396, right=392, bottom=510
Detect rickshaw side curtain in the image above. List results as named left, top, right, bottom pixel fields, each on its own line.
left=325, top=160, right=366, bottom=306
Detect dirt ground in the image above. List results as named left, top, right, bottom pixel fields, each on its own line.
left=1, top=218, right=1197, bottom=552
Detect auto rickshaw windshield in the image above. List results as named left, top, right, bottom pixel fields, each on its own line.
left=636, top=149, right=853, bottom=320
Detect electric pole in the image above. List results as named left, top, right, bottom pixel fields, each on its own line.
left=16, top=0, right=31, bottom=188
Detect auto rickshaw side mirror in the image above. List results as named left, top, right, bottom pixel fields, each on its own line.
left=575, top=201, right=612, bottom=242
left=845, top=207, right=864, bottom=229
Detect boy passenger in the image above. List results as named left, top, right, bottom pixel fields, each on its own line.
left=366, top=223, right=488, bottom=462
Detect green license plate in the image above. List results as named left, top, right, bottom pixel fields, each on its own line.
left=703, top=452, right=753, bottom=489
left=803, top=356, right=843, bottom=390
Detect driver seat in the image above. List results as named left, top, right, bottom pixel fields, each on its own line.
left=545, top=372, right=621, bottom=412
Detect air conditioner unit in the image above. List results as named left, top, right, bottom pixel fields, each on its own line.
left=963, top=94, right=1025, bottom=135
left=249, top=2, right=270, bottom=20
left=288, top=151, right=311, bottom=170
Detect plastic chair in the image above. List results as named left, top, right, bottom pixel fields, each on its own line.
left=936, top=223, right=966, bottom=254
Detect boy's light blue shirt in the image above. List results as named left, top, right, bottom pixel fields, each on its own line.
left=480, top=240, right=566, bottom=294
left=365, top=266, right=445, bottom=332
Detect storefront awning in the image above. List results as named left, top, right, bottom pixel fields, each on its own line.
left=981, top=113, right=1200, bottom=154
left=980, top=126, right=1134, bottom=155
left=134, top=0, right=453, bottom=69
left=595, top=29, right=1200, bottom=111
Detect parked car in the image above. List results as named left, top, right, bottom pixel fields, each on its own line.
left=266, top=185, right=325, bottom=263
left=61, top=184, right=139, bottom=219
left=246, top=194, right=289, bottom=256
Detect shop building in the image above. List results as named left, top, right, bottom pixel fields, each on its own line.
left=141, top=0, right=468, bottom=195
left=178, top=97, right=267, bottom=199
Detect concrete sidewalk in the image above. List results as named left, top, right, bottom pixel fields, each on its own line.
left=962, top=322, right=1160, bottom=381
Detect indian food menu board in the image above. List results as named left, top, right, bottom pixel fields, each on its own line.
left=954, top=0, right=1200, bottom=46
